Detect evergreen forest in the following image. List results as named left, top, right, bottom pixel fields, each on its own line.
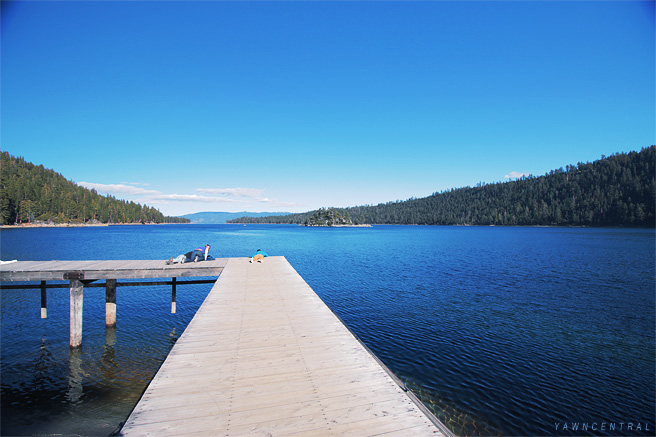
left=230, top=146, right=656, bottom=227
left=303, top=208, right=354, bottom=226
left=0, top=152, right=189, bottom=225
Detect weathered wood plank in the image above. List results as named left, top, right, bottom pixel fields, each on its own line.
left=120, top=257, right=450, bottom=436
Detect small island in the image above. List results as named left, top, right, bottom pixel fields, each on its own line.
left=302, top=207, right=371, bottom=227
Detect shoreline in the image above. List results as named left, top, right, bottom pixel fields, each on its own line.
left=2, top=222, right=650, bottom=230
left=0, top=222, right=186, bottom=229
left=1, top=223, right=109, bottom=229
left=301, top=224, right=372, bottom=227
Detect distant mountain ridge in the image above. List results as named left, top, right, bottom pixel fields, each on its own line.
left=181, top=211, right=291, bottom=224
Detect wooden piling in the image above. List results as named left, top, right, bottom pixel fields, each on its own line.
left=40, top=280, right=47, bottom=318
left=105, top=324, right=117, bottom=347
left=69, top=279, right=83, bottom=348
left=171, top=277, right=177, bottom=314
left=105, top=279, right=117, bottom=326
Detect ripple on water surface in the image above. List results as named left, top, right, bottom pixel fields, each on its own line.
left=0, top=225, right=654, bottom=436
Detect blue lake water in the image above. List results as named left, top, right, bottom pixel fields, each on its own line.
left=1, top=224, right=654, bottom=436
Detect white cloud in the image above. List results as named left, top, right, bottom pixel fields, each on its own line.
left=504, top=171, right=530, bottom=179
left=196, top=187, right=301, bottom=207
left=258, top=198, right=302, bottom=208
left=78, top=181, right=302, bottom=212
left=120, top=182, right=152, bottom=187
left=196, top=187, right=265, bottom=198
left=78, top=182, right=160, bottom=196
left=149, top=193, right=241, bottom=203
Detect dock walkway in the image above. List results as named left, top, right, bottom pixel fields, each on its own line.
left=121, top=256, right=449, bottom=436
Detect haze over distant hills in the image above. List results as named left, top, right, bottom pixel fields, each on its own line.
left=181, top=211, right=291, bottom=224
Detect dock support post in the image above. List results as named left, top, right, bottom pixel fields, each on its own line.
left=105, top=324, right=117, bottom=347
left=171, top=277, right=177, bottom=314
left=40, top=281, right=47, bottom=318
left=70, top=279, right=84, bottom=348
left=105, top=279, right=117, bottom=326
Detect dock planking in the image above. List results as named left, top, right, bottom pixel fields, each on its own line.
left=0, top=258, right=228, bottom=281
left=120, top=256, right=451, bottom=436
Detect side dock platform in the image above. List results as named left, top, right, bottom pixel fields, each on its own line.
left=0, top=258, right=227, bottom=347
left=120, top=256, right=451, bottom=436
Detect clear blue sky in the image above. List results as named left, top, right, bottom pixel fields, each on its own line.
left=2, top=1, right=654, bottom=216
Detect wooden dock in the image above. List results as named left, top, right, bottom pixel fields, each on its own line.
left=0, top=258, right=227, bottom=281
left=0, top=258, right=227, bottom=347
left=120, top=256, right=451, bottom=436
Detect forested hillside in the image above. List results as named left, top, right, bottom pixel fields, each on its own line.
left=303, top=208, right=354, bottom=226
left=0, top=152, right=189, bottom=225
left=230, top=146, right=655, bottom=227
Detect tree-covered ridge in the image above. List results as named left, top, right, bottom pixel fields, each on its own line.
left=230, top=146, right=655, bottom=227
left=232, top=210, right=314, bottom=225
left=0, top=152, right=189, bottom=225
left=303, top=207, right=354, bottom=226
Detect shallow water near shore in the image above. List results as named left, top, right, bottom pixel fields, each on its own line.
left=1, top=224, right=654, bottom=436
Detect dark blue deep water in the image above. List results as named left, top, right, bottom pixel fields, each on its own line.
left=1, top=225, right=654, bottom=436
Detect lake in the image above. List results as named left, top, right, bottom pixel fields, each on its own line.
left=1, top=225, right=654, bottom=436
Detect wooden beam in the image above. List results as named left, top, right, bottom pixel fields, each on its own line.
left=40, top=280, right=47, bottom=318
left=0, top=259, right=227, bottom=282
left=0, top=279, right=216, bottom=290
left=105, top=279, right=117, bottom=327
left=69, top=279, right=83, bottom=348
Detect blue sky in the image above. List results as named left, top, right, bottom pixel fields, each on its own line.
left=2, top=1, right=654, bottom=216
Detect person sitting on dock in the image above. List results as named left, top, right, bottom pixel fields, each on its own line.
left=166, top=254, right=186, bottom=265
left=187, top=244, right=211, bottom=263
left=166, top=244, right=211, bottom=265
left=250, top=249, right=268, bottom=263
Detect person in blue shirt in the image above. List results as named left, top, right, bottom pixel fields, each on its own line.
left=187, top=244, right=210, bottom=262
left=166, top=244, right=211, bottom=265
left=250, top=249, right=268, bottom=263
